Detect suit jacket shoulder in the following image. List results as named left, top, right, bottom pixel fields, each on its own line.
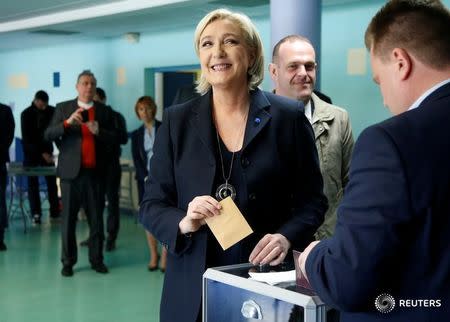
left=263, top=90, right=304, bottom=114
left=56, top=99, right=77, bottom=110
left=131, top=125, right=144, bottom=138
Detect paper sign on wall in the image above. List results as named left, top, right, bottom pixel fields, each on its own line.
left=347, top=48, right=367, bottom=75
left=8, top=74, right=29, bottom=89
left=117, top=67, right=126, bottom=85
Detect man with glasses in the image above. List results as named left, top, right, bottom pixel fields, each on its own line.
left=270, top=35, right=354, bottom=240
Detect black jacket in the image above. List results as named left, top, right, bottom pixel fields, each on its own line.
left=0, top=103, right=15, bottom=165
left=21, top=103, right=55, bottom=165
left=104, top=107, right=128, bottom=162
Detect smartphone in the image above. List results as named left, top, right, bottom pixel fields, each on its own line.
left=81, top=109, right=89, bottom=122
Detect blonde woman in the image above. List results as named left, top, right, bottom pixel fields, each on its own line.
left=139, top=9, right=326, bottom=322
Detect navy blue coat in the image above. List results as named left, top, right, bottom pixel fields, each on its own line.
left=139, top=89, right=327, bottom=322
left=306, top=82, right=450, bottom=322
left=131, top=121, right=161, bottom=202
left=131, top=121, right=161, bottom=183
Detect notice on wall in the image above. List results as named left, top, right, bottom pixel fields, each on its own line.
left=117, top=67, right=126, bottom=85
left=347, top=48, right=367, bottom=75
left=8, top=74, right=29, bottom=88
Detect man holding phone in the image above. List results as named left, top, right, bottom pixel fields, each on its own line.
left=45, top=70, right=116, bottom=277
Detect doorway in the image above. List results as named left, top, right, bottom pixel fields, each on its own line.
left=144, top=64, right=200, bottom=121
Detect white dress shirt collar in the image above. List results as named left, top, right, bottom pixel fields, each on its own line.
left=304, top=100, right=313, bottom=124
left=408, top=78, right=450, bottom=111
left=78, top=100, right=94, bottom=109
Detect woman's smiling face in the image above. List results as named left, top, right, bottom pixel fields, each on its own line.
left=198, top=18, right=254, bottom=91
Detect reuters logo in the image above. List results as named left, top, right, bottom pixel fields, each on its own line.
left=375, top=293, right=396, bottom=313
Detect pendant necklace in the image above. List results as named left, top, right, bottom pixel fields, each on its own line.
left=215, top=110, right=248, bottom=201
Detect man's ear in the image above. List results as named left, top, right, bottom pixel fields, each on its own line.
left=268, top=63, right=277, bottom=81
left=392, top=48, right=412, bottom=81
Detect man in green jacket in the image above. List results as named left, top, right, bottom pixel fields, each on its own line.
left=270, top=35, right=354, bottom=239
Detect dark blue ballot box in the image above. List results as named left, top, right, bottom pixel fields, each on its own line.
left=203, top=263, right=326, bottom=322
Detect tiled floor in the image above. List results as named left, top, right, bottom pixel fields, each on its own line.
left=0, top=213, right=163, bottom=322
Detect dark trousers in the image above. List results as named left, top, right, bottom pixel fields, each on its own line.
left=0, top=164, right=7, bottom=241
left=105, top=161, right=121, bottom=241
left=27, top=175, right=59, bottom=218
left=60, top=169, right=104, bottom=266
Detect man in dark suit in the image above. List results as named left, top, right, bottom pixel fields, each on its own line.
left=21, top=90, right=60, bottom=224
left=0, top=103, right=15, bottom=251
left=45, top=70, right=116, bottom=276
left=299, top=1, right=450, bottom=321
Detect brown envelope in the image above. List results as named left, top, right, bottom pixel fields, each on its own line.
left=204, top=196, right=253, bottom=250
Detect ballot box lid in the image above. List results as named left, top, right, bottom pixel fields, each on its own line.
left=203, top=263, right=324, bottom=309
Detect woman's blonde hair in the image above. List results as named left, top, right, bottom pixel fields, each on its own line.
left=193, top=8, right=264, bottom=95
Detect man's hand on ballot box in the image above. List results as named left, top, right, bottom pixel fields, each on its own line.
left=298, top=240, right=320, bottom=282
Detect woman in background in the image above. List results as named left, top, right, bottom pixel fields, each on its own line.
left=131, top=96, right=167, bottom=272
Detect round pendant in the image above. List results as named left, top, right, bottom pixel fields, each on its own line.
left=215, top=183, right=236, bottom=201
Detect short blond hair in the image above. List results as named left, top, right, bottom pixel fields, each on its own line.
left=193, top=8, right=264, bottom=95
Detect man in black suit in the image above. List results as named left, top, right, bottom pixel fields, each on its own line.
left=80, top=87, right=127, bottom=251
left=0, top=103, right=15, bottom=251
left=45, top=70, right=116, bottom=276
left=299, top=1, right=450, bottom=321
left=21, top=90, right=60, bottom=224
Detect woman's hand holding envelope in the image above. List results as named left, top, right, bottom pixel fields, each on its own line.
left=179, top=195, right=222, bottom=234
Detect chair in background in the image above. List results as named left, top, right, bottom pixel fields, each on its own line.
left=7, top=161, right=29, bottom=232
left=119, top=159, right=138, bottom=221
left=7, top=137, right=52, bottom=232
